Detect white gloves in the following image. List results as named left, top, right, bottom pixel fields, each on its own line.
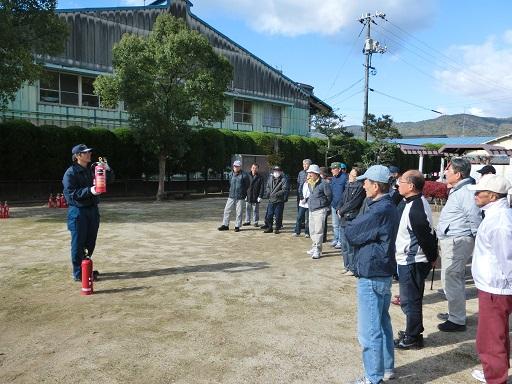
left=90, top=186, right=100, bottom=195
left=257, top=197, right=262, bottom=203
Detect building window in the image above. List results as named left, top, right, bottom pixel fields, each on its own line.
left=234, top=99, right=252, bottom=124
left=81, top=76, right=99, bottom=108
left=263, top=104, right=282, bottom=128
left=39, top=70, right=99, bottom=108
left=39, top=71, right=60, bottom=104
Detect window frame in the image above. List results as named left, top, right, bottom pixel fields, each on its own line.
left=233, top=99, right=253, bottom=124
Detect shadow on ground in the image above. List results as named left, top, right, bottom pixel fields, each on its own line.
left=98, top=261, right=270, bottom=281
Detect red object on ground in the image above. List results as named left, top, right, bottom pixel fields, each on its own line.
left=48, top=194, right=56, bottom=208
left=423, top=181, right=448, bottom=200
left=81, top=258, right=93, bottom=296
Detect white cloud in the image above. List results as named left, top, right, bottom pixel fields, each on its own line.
left=504, top=30, right=512, bottom=44
left=203, top=0, right=438, bottom=37
left=434, top=31, right=512, bottom=118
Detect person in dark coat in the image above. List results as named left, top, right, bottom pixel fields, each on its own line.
left=261, top=165, right=289, bottom=234
left=337, top=166, right=366, bottom=275
left=218, top=160, right=250, bottom=232
left=62, top=144, right=113, bottom=282
left=243, top=163, right=265, bottom=227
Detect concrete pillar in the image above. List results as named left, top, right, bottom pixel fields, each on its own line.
left=418, top=155, right=424, bottom=172
left=439, top=157, right=445, bottom=182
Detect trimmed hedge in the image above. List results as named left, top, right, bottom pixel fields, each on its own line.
left=2, top=120, right=434, bottom=181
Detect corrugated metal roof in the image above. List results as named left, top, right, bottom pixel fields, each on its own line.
left=389, top=136, right=496, bottom=146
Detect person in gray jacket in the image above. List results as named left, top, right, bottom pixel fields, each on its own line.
left=261, top=165, right=289, bottom=234
left=305, top=164, right=332, bottom=259
left=218, top=160, right=250, bottom=232
left=436, top=157, right=482, bottom=332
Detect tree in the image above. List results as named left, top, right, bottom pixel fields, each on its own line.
left=312, top=110, right=352, bottom=166
left=0, top=0, right=68, bottom=109
left=361, top=114, right=402, bottom=166
left=94, top=14, right=232, bottom=200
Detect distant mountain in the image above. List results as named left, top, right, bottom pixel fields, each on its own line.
left=345, top=114, right=512, bottom=139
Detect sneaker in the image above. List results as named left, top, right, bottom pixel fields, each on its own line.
left=345, top=270, right=354, bottom=276
left=304, top=234, right=310, bottom=238
left=330, top=240, right=338, bottom=247
left=260, top=225, right=269, bottom=230
left=306, top=249, right=314, bottom=255
left=254, top=223, right=260, bottom=227
left=234, top=227, right=240, bottom=232
left=334, top=242, right=342, bottom=249
left=438, top=320, right=466, bottom=332
left=311, top=252, right=321, bottom=259
left=292, top=233, right=300, bottom=237
left=242, top=222, right=251, bottom=226
left=73, top=276, right=81, bottom=282
left=341, top=268, right=349, bottom=274
left=471, top=369, right=486, bottom=383
left=437, top=313, right=449, bottom=321
left=274, top=229, right=280, bottom=234
left=218, top=225, right=229, bottom=231
left=383, top=370, right=396, bottom=381
left=395, top=334, right=424, bottom=350
left=263, top=228, right=273, bottom=233
left=92, top=270, right=99, bottom=281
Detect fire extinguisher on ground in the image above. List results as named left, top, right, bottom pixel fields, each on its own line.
left=81, top=256, right=94, bottom=296
left=0, top=201, right=8, bottom=219
left=91, top=157, right=108, bottom=194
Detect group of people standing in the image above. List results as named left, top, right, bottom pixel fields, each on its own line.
left=218, top=156, right=512, bottom=384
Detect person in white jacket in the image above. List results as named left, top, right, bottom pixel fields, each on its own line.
left=467, top=175, right=512, bottom=384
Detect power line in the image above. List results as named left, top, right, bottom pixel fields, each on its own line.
left=325, top=78, right=364, bottom=101
left=369, top=88, right=443, bottom=114
left=326, top=25, right=366, bottom=93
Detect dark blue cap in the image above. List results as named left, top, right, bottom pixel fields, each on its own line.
left=388, top=165, right=400, bottom=174
left=71, top=144, right=93, bottom=155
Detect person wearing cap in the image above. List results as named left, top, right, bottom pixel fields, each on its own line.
left=243, top=163, right=265, bottom=227
left=296, top=159, right=313, bottom=229
left=329, top=162, right=348, bottom=249
left=344, top=165, right=399, bottom=384
left=477, top=164, right=496, bottom=177
left=388, top=165, right=403, bottom=206
left=293, top=172, right=311, bottom=238
left=436, top=157, right=482, bottom=332
left=393, top=170, right=438, bottom=351
left=62, top=144, right=113, bottom=282
left=261, top=165, right=289, bottom=234
left=218, top=160, right=250, bottom=232
left=305, top=164, right=332, bottom=259
left=467, top=175, right=512, bottom=384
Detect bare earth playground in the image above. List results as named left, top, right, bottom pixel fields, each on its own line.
left=0, top=198, right=485, bottom=383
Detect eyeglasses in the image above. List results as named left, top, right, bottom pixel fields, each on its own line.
left=397, top=178, right=411, bottom=185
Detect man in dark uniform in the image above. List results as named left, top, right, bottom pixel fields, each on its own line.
left=62, top=144, right=112, bottom=281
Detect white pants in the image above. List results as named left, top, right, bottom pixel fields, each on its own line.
left=222, top=198, right=244, bottom=228
left=309, top=208, right=329, bottom=253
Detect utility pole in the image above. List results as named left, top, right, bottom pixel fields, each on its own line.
left=359, top=12, right=386, bottom=141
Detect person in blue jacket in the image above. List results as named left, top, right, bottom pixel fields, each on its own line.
left=62, top=144, right=113, bottom=282
left=329, top=162, right=348, bottom=248
left=345, top=165, right=400, bottom=384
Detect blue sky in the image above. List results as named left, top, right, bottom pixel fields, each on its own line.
left=57, top=1, right=512, bottom=125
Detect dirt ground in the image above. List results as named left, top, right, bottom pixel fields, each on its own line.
left=0, top=197, right=488, bottom=383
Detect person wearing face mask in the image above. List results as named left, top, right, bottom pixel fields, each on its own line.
left=62, top=144, right=114, bottom=282
left=261, top=165, right=289, bottom=234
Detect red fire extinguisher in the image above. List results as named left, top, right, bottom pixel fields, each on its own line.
left=92, top=157, right=108, bottom=194
left=81, top=257, right=93, bottom=296
left=0, top=201, right=5, bottom=219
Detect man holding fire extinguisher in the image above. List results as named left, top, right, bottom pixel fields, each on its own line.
left=63, top=144, right=113, bottom=282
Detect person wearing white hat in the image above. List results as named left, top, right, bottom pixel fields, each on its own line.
left=218, top=160, right=250, bottom=232
left=467, top=175, right=512, bottom=384
left=305, top=164, right=332, bottom=259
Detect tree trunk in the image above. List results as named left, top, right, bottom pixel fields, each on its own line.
left=325, top=138, right=330, bottom=167
left=156, top=152, right=166, bottom=201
